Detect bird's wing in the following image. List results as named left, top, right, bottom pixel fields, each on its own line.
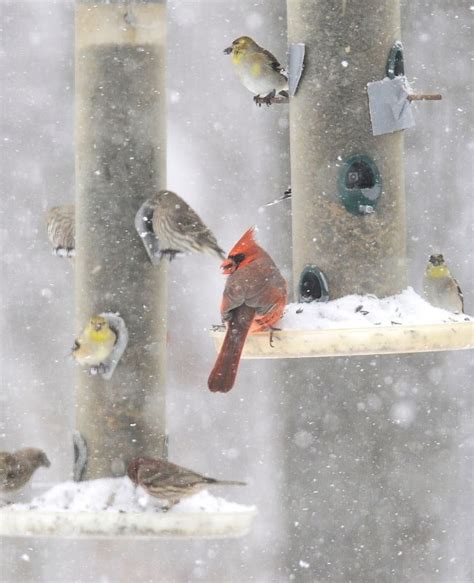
left=46, top=205, right=75, bottom=249
left=72, top=337, right=94, bottom=359
left=0, top=453, right=16, bottom=483
left=221, top=255, right=285, bottom=318
left=140, top=463, right=205, bottom=488
left=260, top=48, right=287, bottom=78
left=453, top=277, right=464, bottom=312
left=170, top=199, right=213, bottom=238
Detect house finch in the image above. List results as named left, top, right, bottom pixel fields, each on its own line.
left=73, top=315, right=117, bottom=370
left=224, top=36, right=289, bottom=106
left=127, top=457, right=246, bottom=509
left=423, top=254, right=464, bottom=313
left=0, top=448, right=50, bottom=492
left=148, top=190, right=225, bottom=261
left=46, top=204, right=75, bottom=257
left=208, top=227, right=287, bottom=393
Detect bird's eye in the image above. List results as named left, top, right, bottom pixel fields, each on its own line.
left=230, top=253, right=246, bottom=265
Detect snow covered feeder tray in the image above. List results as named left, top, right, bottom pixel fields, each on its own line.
left=210, top=289, right=473, bottom=359
left=0, top=478, right=256, bottom=539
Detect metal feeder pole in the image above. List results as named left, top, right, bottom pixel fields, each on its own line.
left=288, top=1, right=407, bottom=299
left=75, top=0, right=167, bottom=479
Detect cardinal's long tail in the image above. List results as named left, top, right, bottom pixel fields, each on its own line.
left=208, top=304, right=256, bottom=393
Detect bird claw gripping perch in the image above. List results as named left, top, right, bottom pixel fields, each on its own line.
left=89, top=313, right=128, bottom=381
left=134, top=199, right=162, bottom=266
left=54, top=247, right=75, bottom=258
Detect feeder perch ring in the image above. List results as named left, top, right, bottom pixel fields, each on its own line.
left=288, top=43, right=305, bottom=96
left=134, top=198, right=161, bottom=266
left=387, top=41, right=405, bottom=79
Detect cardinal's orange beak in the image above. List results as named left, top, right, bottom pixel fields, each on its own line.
left=221, top=257, right=236, bottom=275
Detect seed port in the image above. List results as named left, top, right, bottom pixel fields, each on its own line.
left=338, top=155, right=382, bottom=215
left=298, top=265, right=330, bottom=303
left=387, top=41, right=405, bottom=79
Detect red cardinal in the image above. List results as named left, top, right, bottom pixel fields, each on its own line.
left=208, top=227, right=287, bottom=393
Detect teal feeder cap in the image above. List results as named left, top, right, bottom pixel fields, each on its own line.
left=298, top=265, right=330, bottom=303
left=387, top=41, right=405, bottom=79
left=338, top=155, right=382, bottom=215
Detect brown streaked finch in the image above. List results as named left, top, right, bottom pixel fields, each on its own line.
left=127, top=457, right=246, bottom=510
left=46, top=204, right=75, bottom=257
left=149, top=190, right=225, bottom=261
left=0, top=448, right=51, bottom=492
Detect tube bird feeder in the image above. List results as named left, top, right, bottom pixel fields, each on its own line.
left=74, top=0, right=168, bottom=480
left=288, top=1, right=407, bottom=300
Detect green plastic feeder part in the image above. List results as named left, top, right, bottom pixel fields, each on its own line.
left=298, top=265, right=330, bottom=303
left=387, top=41, right=405, bottom=79
left=338, top=155, right=382, bottom=215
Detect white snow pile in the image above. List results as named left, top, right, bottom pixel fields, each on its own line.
left=4, top=477, right=253, bottom=514
left=281, top=287, right=471, bottom=330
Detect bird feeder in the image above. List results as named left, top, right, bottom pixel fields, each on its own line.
left=211, top=2, right=471, bottom=361
left=0, top=0, right=256, bottom=540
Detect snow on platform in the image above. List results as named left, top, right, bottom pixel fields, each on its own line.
left=210, top=288, right=473, bottom=359
left=0, top=478, right=256, bottom=539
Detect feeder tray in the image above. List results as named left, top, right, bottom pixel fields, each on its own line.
left=0, top=508, right=257, bottom=540
left=210, top=322, right=474, bottom=359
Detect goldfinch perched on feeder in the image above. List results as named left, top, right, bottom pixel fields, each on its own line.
left=73, top=316, right=117, bottom=369
left=423, top=254, right=464, bottom=313
left=224, top=36, right=289, bottom=106
left=0, top=448, right=50, bottom=492
left=150, top=190, right=225, bottom=261
left=46, top=204, right=75, bottom=257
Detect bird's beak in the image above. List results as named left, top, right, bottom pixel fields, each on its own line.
left=221, top=258, right=236, bottom=274
left=223, top=46, right=233, bottom=55
left=42, top=456, right=51, bottom=468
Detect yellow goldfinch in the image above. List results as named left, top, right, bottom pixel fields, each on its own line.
left=46, top=204, right=75, bottom=257
left=224, top=36, right=288, bottom=106
left=0, top=448, right=50, bottom=492
left=423, top=254, right=464, bottom=313
left=73, top=316, right=117, bottom=369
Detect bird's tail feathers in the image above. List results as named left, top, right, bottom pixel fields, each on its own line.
left=208, top=304, right=256, bottom=393
left=210, top=479, right=247, bottom=487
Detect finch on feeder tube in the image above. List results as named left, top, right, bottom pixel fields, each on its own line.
left=127, top=457, right=246, bottom=511
left=72, top=316, right=117, bottom=373
left=423, top=254, right=464, bottom=313
left=208, top=227, right=288, bottom=393
left=46, top=204, right=75, bottom=257
left=223, top=36, right=289, bottom=106
left=0, top=448, right=50, bottom=493
left=149, top=190, right=225, bottom=261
